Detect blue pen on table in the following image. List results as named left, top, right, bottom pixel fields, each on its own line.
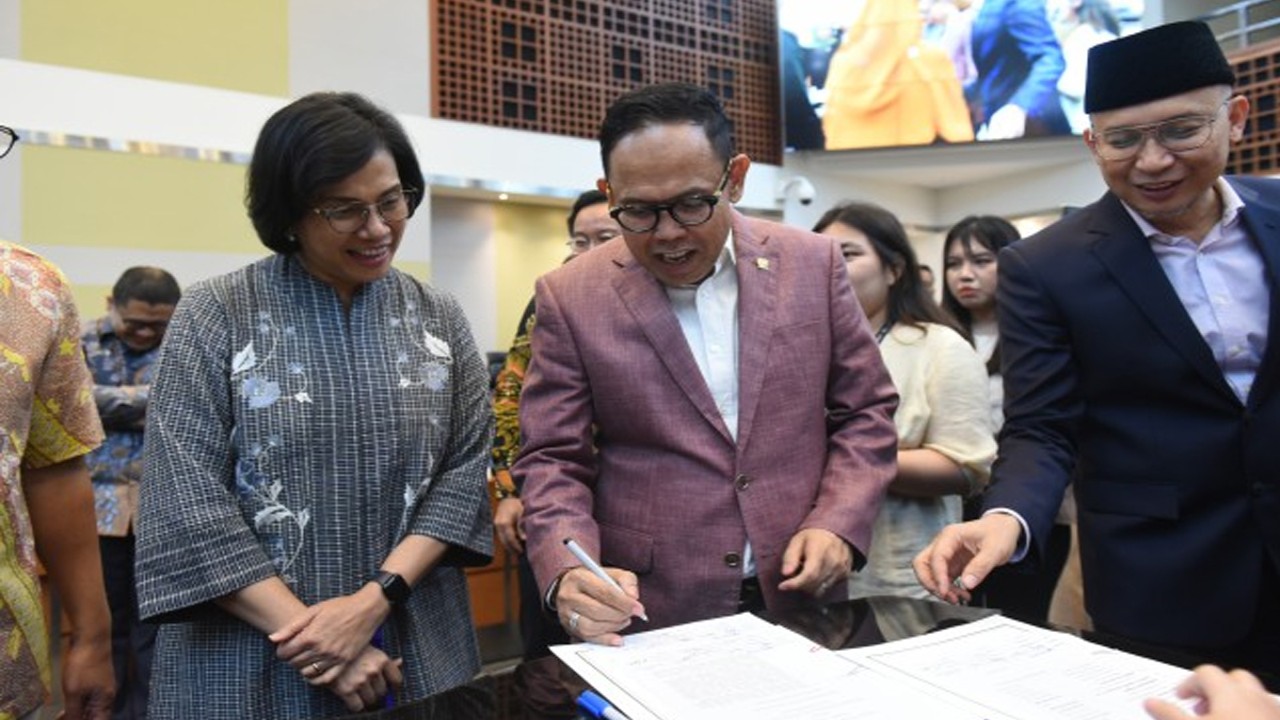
left=577, top=689, right=632, bottom=720
left=563, top=538, right=649, bottom=622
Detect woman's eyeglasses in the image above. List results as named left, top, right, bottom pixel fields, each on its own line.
left=313, top=189, right=419, bottom=234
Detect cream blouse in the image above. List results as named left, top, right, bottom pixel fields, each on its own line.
left=848, top=322, right=997, bottom=599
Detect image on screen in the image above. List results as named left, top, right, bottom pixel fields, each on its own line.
left=780, top=0, right=1145, bottom=152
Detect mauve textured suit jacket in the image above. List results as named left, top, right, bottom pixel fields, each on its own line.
left=986, top=176, right=1280, bottom=649
left=514, top=211, right=899, bottom=630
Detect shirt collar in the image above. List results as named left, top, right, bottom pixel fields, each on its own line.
left=1124, top=178, right=1244, bottom=245
left=715, top=229, right=737, bottom=277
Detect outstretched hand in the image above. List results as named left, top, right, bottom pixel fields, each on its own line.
left=912, top=513, right=1021, bottom=604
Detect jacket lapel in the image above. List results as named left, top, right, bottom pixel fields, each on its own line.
left=1088, top=193, right=1238, bottom=402
left=1231, top=178, right=1280, bottom=406
left=732, top=213, right=778, bottom=451
left=610, top=249, right=734, bottom=442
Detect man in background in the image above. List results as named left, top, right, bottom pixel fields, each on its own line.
left=0, top=124, right=114, bottom=719
left=916, top=21, right=1280, bottom=678
left=82, top=267, right=179, bottom=720
left=516, top=83, right=898, bottom=644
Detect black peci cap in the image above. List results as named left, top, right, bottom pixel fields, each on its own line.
left=1084, top=21, right=1235, bottom=113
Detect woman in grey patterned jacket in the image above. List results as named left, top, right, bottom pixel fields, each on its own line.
left=136, top=92, right=494, bottom=719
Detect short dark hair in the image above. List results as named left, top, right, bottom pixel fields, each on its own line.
left=112, top=266, right=180, bottom=306
left=940, top=215, right=1021, bottom=374
left=598, top=83, right=735, bottom=176
left=567, top=189, right=608, bottom=235
left=813, top=202, right=958, bottom=334
left=246, top=92, right=426, bottom=254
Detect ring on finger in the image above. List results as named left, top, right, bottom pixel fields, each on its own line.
left=569, top=610, right=581, bottom=633
left=310, top=661, right=324, bottom=674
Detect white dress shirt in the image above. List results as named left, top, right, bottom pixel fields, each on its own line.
left=664, top=236, right=753, bottom=575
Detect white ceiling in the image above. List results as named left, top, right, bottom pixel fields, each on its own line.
left=788, top=135, right=1096, bottom=190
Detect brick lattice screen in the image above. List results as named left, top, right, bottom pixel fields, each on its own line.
left=432, top=0, right=782, bottom=165
left=1229, top=38, right=1280, bottom=176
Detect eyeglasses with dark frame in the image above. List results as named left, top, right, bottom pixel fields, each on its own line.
left=609, top=164, right=732, bottom=234
left=312, top=188, right=419, bottom=234
left=0, top=126, right=19, bottom=159
left=1091, top=98, right=1231, bottom=162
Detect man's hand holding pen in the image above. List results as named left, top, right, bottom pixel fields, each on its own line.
left=556, top=565, right=646, bottom=646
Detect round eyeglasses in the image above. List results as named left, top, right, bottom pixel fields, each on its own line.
left=608, top=165, right=731, bottom=234
left=312, top=189, right=418, bottom=234
left=1091, top=99, right=1230, bottom=162
left=0, top=126, right=19, bottom=159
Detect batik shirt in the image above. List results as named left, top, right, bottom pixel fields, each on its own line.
left=490, top=297, right=536, bottom=498
left=0, top=241, right=103, bottom=718
left=136, top=254, right=493, bottom=720
left=82, top=316, right=160, bottom=536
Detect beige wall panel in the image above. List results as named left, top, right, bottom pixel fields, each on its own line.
left=21, top=0, right=287, bottom=95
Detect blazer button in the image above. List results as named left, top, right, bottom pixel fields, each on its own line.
left=734, top=474, right=751, bottom=491
left=724, top=552, right=742, bottom=568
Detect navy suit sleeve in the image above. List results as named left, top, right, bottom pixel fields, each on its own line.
left=984, top=243, right=1081, bottom=562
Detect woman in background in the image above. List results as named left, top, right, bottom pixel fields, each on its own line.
left=815, top=203, right=994, bottom=599
left=136, top=92, right=493, bottom=718
left=941, top=215, right=1018, bottom=430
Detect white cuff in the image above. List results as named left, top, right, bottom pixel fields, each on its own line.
left=983, top=508, right=1031, bottom=563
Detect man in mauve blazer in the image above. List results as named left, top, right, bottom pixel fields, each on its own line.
left=916, top=22, right=1280, bottom=676
left=515, top=83, right=898, bottom=642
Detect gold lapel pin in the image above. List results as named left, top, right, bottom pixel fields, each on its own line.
left=756, top=258, right=770, bottom=270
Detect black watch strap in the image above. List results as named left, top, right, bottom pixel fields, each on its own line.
left=371, top=570, right=411, bottom=606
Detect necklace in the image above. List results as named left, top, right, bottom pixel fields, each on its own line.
left=874, top=321, right=892, bottom=344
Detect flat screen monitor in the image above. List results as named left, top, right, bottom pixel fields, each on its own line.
left=779, top=0, right=1145, bottom=152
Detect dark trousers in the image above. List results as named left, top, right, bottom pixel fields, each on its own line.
left=517, top=553, right=569, bottom=661
left=977, top=522, right=1072, bottom=623
left=100, top=535, right=156, bottom=720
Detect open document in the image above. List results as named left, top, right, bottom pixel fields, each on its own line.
left=552, top=612, right=987, bottom=720
left=843, top=614, right=1195, bottom=720
left=552, top=612, right=1194, bottom=720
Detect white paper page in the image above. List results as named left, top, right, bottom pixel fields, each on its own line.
left=841, top=615, right=1195, bottom=720
left=552, top=613, right=986, bottom=720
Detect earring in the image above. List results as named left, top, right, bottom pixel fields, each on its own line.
left=286, top=232, right=298, bottom=244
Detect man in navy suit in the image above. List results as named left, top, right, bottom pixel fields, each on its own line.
left=915, top=21, right=1280, bottom=677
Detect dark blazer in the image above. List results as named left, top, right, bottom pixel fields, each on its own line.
left=515, top=211, right=899, bottom=630
left=968, top=0, right=1069, bottom=134
left=985, top=176, right=1280, bottom=649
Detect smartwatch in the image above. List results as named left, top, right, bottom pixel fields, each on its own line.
left=371, top=570, right=411, bottom=607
